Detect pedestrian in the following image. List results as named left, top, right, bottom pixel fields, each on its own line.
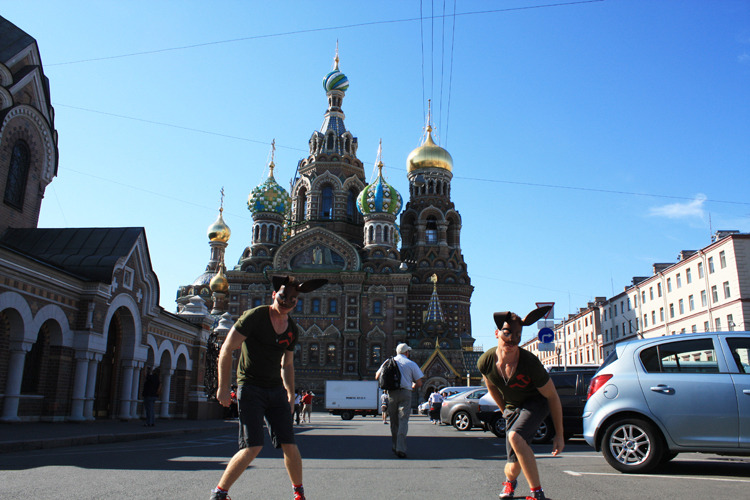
left=380, top=391, right=388, bottom=424
left=477, top=306, right=564, bottom=500
left=294, top=389, right=302, bottom=425
left=427, top=389, right=443, bottom=424
left=375, top=343, right=424, bottom=458
left=211, top=275, right=327, bottom=500
left=142, top=366, right=159, bottom=427
left=301, top=390, right=313, bottom=423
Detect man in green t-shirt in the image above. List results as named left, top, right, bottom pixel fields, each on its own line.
left=477, top=306, right=563, bottom=500
left=210, top=275, right=326, bottom=500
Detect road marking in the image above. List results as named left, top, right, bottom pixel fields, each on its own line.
left=564, top=471, right=750, bottom=484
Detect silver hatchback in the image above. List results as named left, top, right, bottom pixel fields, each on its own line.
left=583, top=332, right=750, bottom=473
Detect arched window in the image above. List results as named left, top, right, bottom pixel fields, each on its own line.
left=21, top=324, right=48, bottom=394
left=297, top=187, right=307, bottom=221
left=320, top=186, right=333, bottom=218
left=252, top=298, right=262, bottom=308
left=326, top=344, right=336, bottom=364
left=373, top=300, right=382, bottom=315
left=346, top=188, right=358, bottom=221
left=371, top=344, right=382, bottom=366
left=368, top=226, right=374, bottom=244
left=309, top=343, right=319, bottom=364
left=326, top=134, right=334, bottom=150
left=425, top=217, right=438, bottom=244
left=4, top=140, right=31, bottom=209
left=268, top=226, right=274, bottom=242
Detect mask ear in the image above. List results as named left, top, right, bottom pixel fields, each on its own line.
left=299, top=279, right=328, bottom=293
left=272, top=276, right=288, bottom=292
left=493, top=311, right=511, bottom=330
left=522, top=306, right=552, bottom=326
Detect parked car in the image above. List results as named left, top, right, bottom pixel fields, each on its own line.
left=418, top=401, right=430, bottom=415
left=477, top=368, right=598, bottom=442
left=439, top=387, right=488, bottom=430
left=439, top=386, right=484, bottom=398
left=583, top=332, right=750, bottom=473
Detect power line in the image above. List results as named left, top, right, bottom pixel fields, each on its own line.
left=46, top=1, right=606, bottom=66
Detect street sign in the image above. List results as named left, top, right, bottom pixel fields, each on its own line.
left=537, top=319, right=555, bottom=330
left=537, top=343, right=556, bottom=352
left=538, top=327, right=554, bottom=343
left=535, top=302, right=555, bottom=319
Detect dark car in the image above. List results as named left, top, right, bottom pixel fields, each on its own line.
left=477, top=367, right=598, bottom=442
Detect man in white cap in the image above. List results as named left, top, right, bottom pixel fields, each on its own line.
left=376, top=343, right=424, bottom=458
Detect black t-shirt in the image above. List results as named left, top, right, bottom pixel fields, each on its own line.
left=234, top=306, right=298, bottom=388
left=477, top=347, right=550, bottom=410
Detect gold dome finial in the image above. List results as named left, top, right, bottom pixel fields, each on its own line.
left=268, top=139, right=276, bottom=176
left=430, top=273, right=438, bottom=288
left=334, top=40, right=340, bottom=70
left=207, top=187, right=231, bottom=242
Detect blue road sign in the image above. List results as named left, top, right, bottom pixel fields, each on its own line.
left=538, top=327, right=554, bottom=343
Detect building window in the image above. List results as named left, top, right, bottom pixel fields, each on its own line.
left=698, top=262, right=704, bottom=278
left=253, top=298, right=262, bottom=308
left=660, top=307, right=664, bottom=321
left=651, top=311, right=656, bottom=324
left=643, top=314, right=648, bottom=328
left=669, top=303, right=674, bottom=318
left=326, top=344, right=336, bottom=364
left=346, top=189, right=358, bottom=221
left=686, top=268, right=692, bottom=284
left=641, top=291, right=646, bottom=303
left=312, top=298, right=321, bottom=313
left=678, top=299, right=684, bottom=315
left=719, top=250, right=726, bottom=269
left=691, top=324, right=697, bottom=333
left=309, top=343, right=319, bottom=364
left=667, top=278, right=672, bottom=292
left=425, top=217, right=438, bottom=244
left=676, top=273, right=682, bottom=288
left=614, top=304, right=618, bottom=316
left=708, top=256, right=715, bottom=274
left=727, top=314, right=735, bottom=331
left=4, top=140, right=31, bottom=209
left=295, top=298, right=304, bottom=313
left=328, top=298, right=337, bottom=314
left=704, top=321, right=710, bottom=332
left=688, top=295, right=694, bottom=311
left=371, top=344, right=382, bottom=365
left=715, top=317, right=721, bottom=330
left=373, top=300, right=382, bottom=315
left=649, top=287, right=654, bottom=300
left=723, top=281, right=731, bottom=299
left=711, top=285, right=719, bottom=303
left=657, top=283, right=662, bottom=297
left=701, top=290, right=707, bottom=307
left=320, top=186, right=334, bottom=218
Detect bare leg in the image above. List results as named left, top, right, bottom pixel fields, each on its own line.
left=281, top=443, right=303, bottom=485
left=507, top=431, right=541, bottom=488
left=217, top=446, right=263, bottom=490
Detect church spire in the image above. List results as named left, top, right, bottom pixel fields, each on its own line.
left=425, top=274, right=445, bottom=323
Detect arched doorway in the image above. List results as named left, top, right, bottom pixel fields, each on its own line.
left=93, top=311, right=123, bottom=418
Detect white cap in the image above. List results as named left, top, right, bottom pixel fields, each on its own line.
left=396, top=343, right=412, bottom=354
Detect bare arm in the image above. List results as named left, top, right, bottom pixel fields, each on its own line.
left=217, top=326, right=246, bottom=407
left=538, top=378, right=565, bottom=456
left=483, top=375, right=506, bottom=410
left=281, top=349, right=296, bottom=412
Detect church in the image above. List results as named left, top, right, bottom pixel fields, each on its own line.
left=178, top=51, right=480, bottom=404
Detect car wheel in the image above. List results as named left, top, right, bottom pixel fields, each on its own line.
left=340, top=410, right=354, bottom=420
left=532, top=418, right=554, bottom=444
left=452, top=410, right=472, bottom=431
left=601, top=418, right=663, bottom=473
left=490, top=414, right=506, bottom=438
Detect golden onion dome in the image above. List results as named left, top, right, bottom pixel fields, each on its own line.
left=406, top=126, right=453, bottom=173
left=207, top=209, right=231, bottom=242
left=209, top=266, right=229, bottom=294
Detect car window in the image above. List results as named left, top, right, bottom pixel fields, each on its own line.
left=598, top=350, right=618, bottom=372
left=467, top=389, right=488, bottom=399
left=640, top=338, right=719, bottom=373
left=550, top=373, right=577, bottom=396
left=726, top=337, right=750, bottom=374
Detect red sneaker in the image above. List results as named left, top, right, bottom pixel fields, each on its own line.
left=499, top=480, right=517, bottom=499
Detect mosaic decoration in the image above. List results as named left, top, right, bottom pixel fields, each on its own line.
left=248, top=171, right=291, bottom=215
left=357, top=166, right=402, bottom=216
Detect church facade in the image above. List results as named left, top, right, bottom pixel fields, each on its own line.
left=178, top=53, right=479, bottom=403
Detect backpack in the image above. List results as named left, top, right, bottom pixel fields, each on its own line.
left=378, top=357, right=402, bottom=390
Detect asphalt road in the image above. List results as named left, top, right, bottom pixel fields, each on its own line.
left=1, top=414, right=748, bottom=499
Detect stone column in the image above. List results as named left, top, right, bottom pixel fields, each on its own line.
left=69, top=352, right=92, bottom=421
left=118, top=361, right=135, bottom=420
left=159, top=368, right=174, bottom=419
left=83, top=355, right=101, bottom=420
left=129, top=362, right=143, bottom=419
left=1, top=341, right=33, bottom=422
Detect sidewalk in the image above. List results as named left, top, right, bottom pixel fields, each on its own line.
left=0, top=417, right=237, bottom=454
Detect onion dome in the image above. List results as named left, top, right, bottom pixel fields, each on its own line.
left=323, top=49, right=349, bottom=93
left=248, top=162, right=291, bottom=215
left=209, top=265, right=229, bottom=294
left=357, top=148, right=402, bottom=216
left=207, top=209, right=231, bottom=242
left=406, top=124, right=453, bottom=173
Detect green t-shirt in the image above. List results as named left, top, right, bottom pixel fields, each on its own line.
left=477, top=347, right=550, bottom=410
left=234, top=306, right=298, bottom=388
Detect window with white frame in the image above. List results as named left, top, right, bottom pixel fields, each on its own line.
left=723, top=281, right=731, bottom=299
left=712, top=285, right=719, bottom=303
left=679, top=299, right=684, bottom=315
left=719, top=250, right=726, bottom=269
left=686, top=268, right=692, bottom=284
left=701, top=290, right=707, bottom=307
left=709, top=256, right=715, bottom=273
left=727, top=314, right=735, bottom=331
left=689, top=295, right=694, bottom=311
left=676, top=273, right=682, bottom=288
left=667, top=278, right=672, bottom=292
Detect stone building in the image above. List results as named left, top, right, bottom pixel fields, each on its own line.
left=0, top=16, right=215, bottom=422
left=177, top=52, right=478, bottom=403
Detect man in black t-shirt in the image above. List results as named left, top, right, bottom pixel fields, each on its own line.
left=478, top=306, right=563, bottom=500
left=210, top=275, right=326, bottom=500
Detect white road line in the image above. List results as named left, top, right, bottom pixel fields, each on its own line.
left=564, top=471, right=750, bottom=484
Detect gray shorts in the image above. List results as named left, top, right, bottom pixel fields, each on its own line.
left=504, top=395, right=550, bottom=463
left=237, top=384, right=295, bottom=449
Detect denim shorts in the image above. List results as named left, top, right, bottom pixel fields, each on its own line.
left=237, top=384, right=295, bottom=449
left=504, top=395, right=550, bottom=463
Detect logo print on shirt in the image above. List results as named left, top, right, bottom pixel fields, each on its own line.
left=508, top=374, right=531, bottom=389
left=277, top=330, right=294, bottom=347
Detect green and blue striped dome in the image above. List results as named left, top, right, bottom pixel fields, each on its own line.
left=357, top=164, right=402, bottom=216
left=323, top=68, right=349, bottom=93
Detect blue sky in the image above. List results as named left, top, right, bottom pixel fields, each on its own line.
left=3, top=0, right=749, bottom=351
